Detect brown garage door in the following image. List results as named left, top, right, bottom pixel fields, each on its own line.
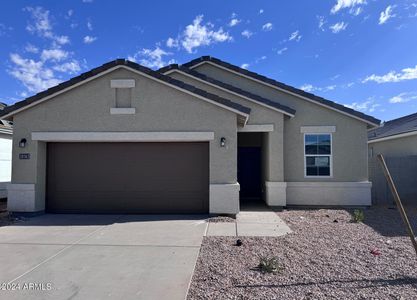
left=46, top=142, right=209, bottom=213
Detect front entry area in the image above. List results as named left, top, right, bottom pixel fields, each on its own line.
left=46, top=142, right=209, bottom=214
left=237, top=132, right=264, bottom=206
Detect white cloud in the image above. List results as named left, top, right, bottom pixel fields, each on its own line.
left=262, top=22, right=273, bottom=31
left=331, top=0, right=366, bottom=14
left=241, top=30, right=253, bottom=38
left=277, top=47, right=288, bottom=55
left=24, top=6, right=70, bottom=45
left=300, top=84, right=337, bottom=93
left=351, top=6, right=363, bottom=16
left=329, top=22, right=348, bottom=33
left=259, top=9, right=264, bottom=14
left=25, top=44, right=39, bottom=53
left=166, top=37, right=179, bottom=48
left=344, top=98, right=380, bottom=112
left=82, top=0, right=93, bottom=3
left=300, top=84, right=315, bottom=92
left=52, top=60, right=81, bottom=74
left=8, top=53, right=62, bottom=93
left=241, top=63, right=250, bottom=69
left=379, top=5, right=396, bottom=25
left=41, top=49, right=68, bottom=62
left=87, top=20, right=93, bottom=31
left=389, top=92, right=417, bottom=103
left=229, top=13, right=241, bottom=27
left=55, top=35, right=70, bottom=45
left=129, top=46, right=174, bottom=69
left=180, top=15, right=232, bottom=53
left=363, top=65, right=417, bottom=83
left=317, top=16, right=326, bottom=31
left=67, top=10, right=74, bottom=17
left=289, top=30, right=302, bottom=42
left=83, top=35, right=97, bottom=44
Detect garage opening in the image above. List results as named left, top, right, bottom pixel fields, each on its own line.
left=46, top=142, right=209, bottom=214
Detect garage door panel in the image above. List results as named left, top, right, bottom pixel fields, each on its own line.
left=46, top=142, right=209, bottom=213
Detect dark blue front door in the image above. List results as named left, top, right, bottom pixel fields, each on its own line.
left=238, top=147, right=262, bottom=201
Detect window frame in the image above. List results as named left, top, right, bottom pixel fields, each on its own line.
left=303, top=133, right=333, bottom=178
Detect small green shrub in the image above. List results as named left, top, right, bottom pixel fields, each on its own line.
left=258, top=256, right=284, bottom=274
left=352, top=209, right=365, bottom=223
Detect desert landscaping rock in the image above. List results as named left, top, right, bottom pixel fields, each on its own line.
left=188, top=207, right=417, bottom=299
left=207, top=216, right=236, bottom=223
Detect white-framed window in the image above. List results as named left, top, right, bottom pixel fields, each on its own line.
left=304, top=133, right=332, bottom=177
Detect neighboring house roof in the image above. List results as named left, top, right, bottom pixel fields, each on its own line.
left=0, top=59, right=251, bottom=124
left=368, top=112, right=417, bottom=143
left=159, top=64, right=296, bottom=117
left=183, top=56, right=381, bottom=127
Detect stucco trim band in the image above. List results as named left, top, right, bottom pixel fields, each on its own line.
left=209, top=183, right=240, bottom=214
left=238, top=124, right=274, bottom=132
left=32, top=132, right=215, bottom=142
left=110, top=79, right=135, bottom=88
left=7, top=183, right=38, bottom=212
left=264, top=181, right=287, bottom=206
left=110, top=108, right=136, bottom=115
left=286, top=181, right=372, bottom=206
left=300, top=126, right=336, bottom=133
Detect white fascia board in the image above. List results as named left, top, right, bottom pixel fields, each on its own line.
left=32, top=131, right=215, bottom=142
left=163, top=69, right=294, bottom=117
left=300, top=126, right=336, bottom=133
left=238, top=124, right=274, bottom=132
left=1, top=65, right=249, bottom=125
left=189, top=61, right=379, bottom=127
left=368, top=130, right=417, bottom=144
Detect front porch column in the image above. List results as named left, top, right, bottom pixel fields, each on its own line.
left=263, top=121, right=287, bottom=206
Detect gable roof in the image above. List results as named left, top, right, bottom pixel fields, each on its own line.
left=0, top=59, right=251, bottom=124
left=183, top=56, right=380, bottom=127
left=368, top=112, right=417, bottom=143
left=159, top=64, right=296, bottom=117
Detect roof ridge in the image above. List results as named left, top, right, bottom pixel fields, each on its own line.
left=183, top=56, right=380, bottom=126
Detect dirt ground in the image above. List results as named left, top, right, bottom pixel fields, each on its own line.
left=188, top=207, right=417, bottom=299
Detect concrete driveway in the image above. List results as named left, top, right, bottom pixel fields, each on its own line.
left=0, top=214, right=208, bottom=300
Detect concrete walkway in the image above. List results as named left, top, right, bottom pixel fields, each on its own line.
left=0, top=214, right=208, bottom=300
left=206, top=209, right=292, bottom=237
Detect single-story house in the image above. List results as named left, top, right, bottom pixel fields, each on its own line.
left=0, top=103, right=13, bottom=199
left=368, top=112, right=417, bottom=205
left=0, top=56, right=380, bottom=215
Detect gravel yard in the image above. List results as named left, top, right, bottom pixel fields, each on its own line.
left=188, top=207, right=417, bottom=299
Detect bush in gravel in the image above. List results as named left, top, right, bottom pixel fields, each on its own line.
left=352, top=209, right=365, bottom=223
left=258, top=256, right=284, bottom=274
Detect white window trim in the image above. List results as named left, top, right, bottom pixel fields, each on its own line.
left=303, top=133, right=333, bottom=178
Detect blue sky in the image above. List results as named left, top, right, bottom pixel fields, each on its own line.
left=1, top=0, right=417, bottom=121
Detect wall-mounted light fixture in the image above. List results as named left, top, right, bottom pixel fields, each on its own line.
left=220, top=137, right=226, bottom=147
left=19, top=138, right=27, bottom=148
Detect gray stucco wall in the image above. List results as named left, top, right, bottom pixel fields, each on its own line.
left=194, top=63, right=369, bottom=182
left=368, top=134, right=417, bottom=205
left=11, top=67, right=239, bottom=207
left=369, top=134, right=417, bottom=157
left=169, top=71, right=285, bottom=182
